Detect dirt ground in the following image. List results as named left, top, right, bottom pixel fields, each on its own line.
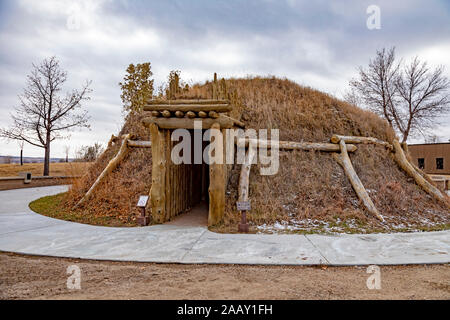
left=0, top=252, right=449, bottom=300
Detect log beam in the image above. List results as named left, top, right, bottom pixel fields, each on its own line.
left=127, top=140, right=152, bottom=148
left=147, top=99, right=229, bottom=105
left=237, top=138, right=357, bottom=152
left=333, top=140, right=384, bottom=221
left=144, top=104, right=232, bottom=113
left=143, top=116, right=235, bottom=129
left=331, top=135, right=393, bottom=150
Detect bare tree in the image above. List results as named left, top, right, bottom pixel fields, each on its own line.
left=395, top=58, right=450, bottom=142
left=348, top=47, right=450, bottom=143
left=0, top=57, right=91, bottom=175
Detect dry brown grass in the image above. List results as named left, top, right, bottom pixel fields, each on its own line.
left=62, top=76, right=449, bottom=232
left=0, top=162, right=91, bottom=177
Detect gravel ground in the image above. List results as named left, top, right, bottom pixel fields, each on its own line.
left=0, top=252, right=449, bottom=300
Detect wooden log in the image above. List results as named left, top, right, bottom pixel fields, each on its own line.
left=333, top=140, right=384, bottom=221
left=161, top=110, right=171, bottom=118
left=165, top=130, right=172, bottom=221
left=75, top=134, right=132, bottom=208
left=392, top=139, right=449, bottom=208
left=208, top=122, right=226, bottom=226
left=144, top=104, right=232, bottom=113
left=186, top=111, right=196, bottom=118
left=175, top=111, right=184, bottom=118
left=238, top=146, right=257, bottom=202
left=127, top=140, right=152, bottom=148
left=237, top=138, right=357, bottom=152
left=151, top=111, right=161, bottom=118
left=143, top=116, right=235, bottom=129
left=147, top=99, right=229, bottom=105
left=209, top=111, right=219, bottom=119
left=331, top=134, right=393, bottom=150
left=198, top=111, right=207, bottom=118
left=149, top=124, right=167, bottom=223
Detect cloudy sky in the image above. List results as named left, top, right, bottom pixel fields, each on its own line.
left=0, top=0, right=449, bottom=158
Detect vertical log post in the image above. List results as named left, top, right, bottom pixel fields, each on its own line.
left=149, top=123, right=167, bottom=223
left=208, top=122, right=225, bottom=226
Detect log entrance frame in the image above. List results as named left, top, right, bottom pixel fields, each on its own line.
left=144, top=100, right=233, bottom=226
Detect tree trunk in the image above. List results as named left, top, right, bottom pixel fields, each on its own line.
left=43, top=143, right=50, bottom=176
left=20, top=149, right=23, bottom=166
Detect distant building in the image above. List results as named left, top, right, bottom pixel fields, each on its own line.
left=408, top=143, right=450, bottom=175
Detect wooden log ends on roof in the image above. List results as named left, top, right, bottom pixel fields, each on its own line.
left=237, top=138, right=357, bottom=152
left=186, top=111, right=196, bottom=118
left=333, top=140, right=384, bottom=221
left=142, top=116, right=236, bottom=129
left=331, top=134, right=393, bottom=150
left=392, top=139, right=450, bottom=209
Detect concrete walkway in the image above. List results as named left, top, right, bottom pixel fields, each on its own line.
left=0, top=186, right=449, bottom=266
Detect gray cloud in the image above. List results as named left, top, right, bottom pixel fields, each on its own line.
left=1, top=0, right=450, bottom=158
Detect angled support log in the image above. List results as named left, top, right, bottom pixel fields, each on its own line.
left=392, top=139, right=449, bottom=208
left=331, top=134, right=393, bottom=150
left=75, top=134, right=132, bottom=208
left=333, top=140, right=384, bottom=221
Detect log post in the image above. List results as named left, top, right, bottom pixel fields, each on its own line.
left=149, top=123, right=167, bottom=223
left=238, top=146, right=257, bottom=203
left=208, top=122, right=225, bottom=226
left=392, top=139, right=449, bottom=208
left=333, top=140, right=384, bottom=221
left=75, top=134, right=132, bottom=208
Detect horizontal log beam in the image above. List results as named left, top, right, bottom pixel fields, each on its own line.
left=331, top=134, right=393, bottom=150
left=144, top=104, right=232, bottom=113
left=127, top=140, right=152, bottom=148
left=143, top=116, right=235, bottom=129
left=147, top=99, right=229, bottom=105
left=237, top=138, right=357, bottom=152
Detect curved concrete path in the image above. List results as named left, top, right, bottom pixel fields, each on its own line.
left=0, top=186, right=449, bottom=266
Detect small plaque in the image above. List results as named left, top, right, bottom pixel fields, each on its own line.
left=236, top=201, right=251, bottom=211
left=137, top=195, right=149, bottom=208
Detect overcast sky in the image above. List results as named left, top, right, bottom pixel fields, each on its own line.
left=1, top=0, right=449, bottom=158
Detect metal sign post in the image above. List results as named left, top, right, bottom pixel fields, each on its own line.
left=136, top=195, right=150, bottom=226
left=236, top=201, right=251, bottom=233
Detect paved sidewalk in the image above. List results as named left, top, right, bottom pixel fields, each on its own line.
left=0, top=186, right=449, bottom=265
